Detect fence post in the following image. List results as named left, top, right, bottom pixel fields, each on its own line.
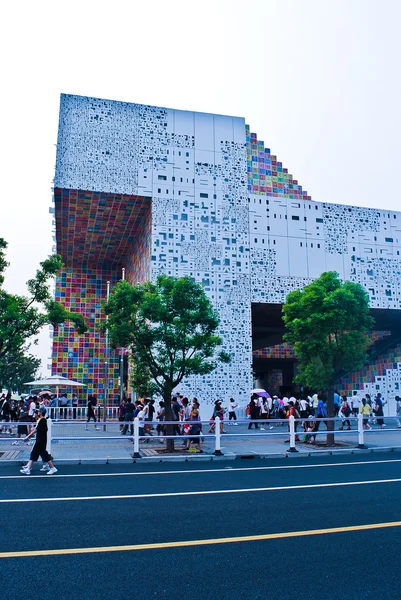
left=47, top=418, right=52, bottom=457
left=213, top=416, right=223, bottom=456
left=133, top=417, right=141, bottom=458
left=357, top=412, right=365, bottom=448
left=288, top=415, right=298, bottom=453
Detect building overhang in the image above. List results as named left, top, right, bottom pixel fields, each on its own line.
left=54, top=188, right=151, bottom=268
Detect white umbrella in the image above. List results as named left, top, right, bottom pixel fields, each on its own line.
left=23, top=375, right=86, bottom=398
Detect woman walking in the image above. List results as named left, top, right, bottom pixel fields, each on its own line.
left=360, top=398, right=372, bottom=430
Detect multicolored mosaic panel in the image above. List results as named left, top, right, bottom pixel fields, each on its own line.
left=54, top=188, right=151, bottom=268
left=52, top=268, right=121, bottom=402
left=253, top=344, right=296, bottom=360
left=254, top=331, right=390, bottom=361
left=340, top=339, right=400, bottom=393
left=246, top=125, right=311, bottom=200
left=267, top=369, right=283, bottom=396
left=125, top=204, right=152, bottom=284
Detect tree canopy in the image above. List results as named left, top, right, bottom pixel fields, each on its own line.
left=103, top=275, right=230, bottom=449
left=0, top=238, right=87, bottom=382
left=282, top=271, right=374, bottom=445
left=0, top=348, right=41, bottom=393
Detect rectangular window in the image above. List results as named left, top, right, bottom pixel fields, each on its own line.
left=316, top=218, right=323, bottom=223
left=200, top=193, right=208, bottom=198
left=158, top=175, right=167, bottom=181
left=385, top=237, right=394, bottom=243
left=292, top=215, right=300, bottom=221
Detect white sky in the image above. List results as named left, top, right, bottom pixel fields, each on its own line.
left=1, top=0, right=400, bottom=370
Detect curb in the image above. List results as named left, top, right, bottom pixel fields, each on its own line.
left=2, top=446, right=401, bottom=465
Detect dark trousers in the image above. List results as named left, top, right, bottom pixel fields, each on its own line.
left=122, top=414, right=134, bottom=435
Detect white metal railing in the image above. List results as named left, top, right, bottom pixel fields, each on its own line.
left=39, top=406, right=121, bottom=420
left=1, top=415, right=401, bottom=457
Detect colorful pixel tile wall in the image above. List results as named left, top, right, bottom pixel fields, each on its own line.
left=246, top=125, right=310, bottom=200
left=52, top=268, right=120, bottom=402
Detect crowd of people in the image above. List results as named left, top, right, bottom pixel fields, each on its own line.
left=242, top=390, right=401, bottom=442
left=118, top=394, right=204, bottom=451
left=2, top=388, right=401, bottom=445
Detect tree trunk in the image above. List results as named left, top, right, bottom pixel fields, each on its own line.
left=326, top=385, right=335, bottom=447
left=163, top=385, right=175, bottom=453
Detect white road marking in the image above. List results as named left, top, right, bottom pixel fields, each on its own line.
left=1, top=477, right=401, bottom=503
left=0, top=457, right=400, bottom=480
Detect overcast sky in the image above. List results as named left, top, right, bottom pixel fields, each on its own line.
left=2, top=0, right=400, bottom=371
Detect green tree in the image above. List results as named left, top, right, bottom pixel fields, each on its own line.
left=103, top=275, right=230, bottom=451
left=0, top=238, right=87, bottom=369
left=0, top=348, right=41, bottom=393
left=282, top=271, right=374, bottom=446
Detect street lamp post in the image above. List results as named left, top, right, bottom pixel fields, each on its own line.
left=120, top=268, right=125, bottom=402
left=104, top=280, right=110, bottom=431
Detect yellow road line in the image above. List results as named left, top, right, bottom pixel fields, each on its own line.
left=2, top=521, right=401, bottom=559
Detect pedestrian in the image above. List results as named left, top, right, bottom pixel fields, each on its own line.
left=209, top=400, right=226, bottom=433
left=247, top=394, right=260, bottom=429
left=360, top=398, right=372, bottom=430
left=339, top=397, right=352, bottom=430
left=0, top=393, right=13, bottom=435
left=121, top=398, right=134, bottom=435
left=260, top=397, right=269, bottom=431
left=284, top=400, right=300, bottom=443
left=317, top=397, right=327, bottom=428
left=305, top=415, right=319, bottom=444
left=118, top=397, right=127, bottom=432
left=171, top=395, right=182, bottom=436
left=228, top=398, right=238, bottom=425
left=156, top=401, right=166, bottom=443
left=187, top=399, right=203, bottom=453
left=20, top=408, right=57, bottom=475
left=72, top=394, right=78, bottom=419
left=374, top=395, right=385, bottom=429
left=85, top=395, right=100, bottom=431
left=351, top=391, right=361, bottom=417
left=396, top=396, right=401, bottom=428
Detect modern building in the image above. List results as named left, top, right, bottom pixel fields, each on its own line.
left=52, top=94, right=401, bottom=410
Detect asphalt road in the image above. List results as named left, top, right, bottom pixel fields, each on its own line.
left=1, top=455, right=401, bottom=600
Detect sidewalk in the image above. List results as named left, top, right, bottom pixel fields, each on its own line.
left=1, top=418, right=401, bottom=464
